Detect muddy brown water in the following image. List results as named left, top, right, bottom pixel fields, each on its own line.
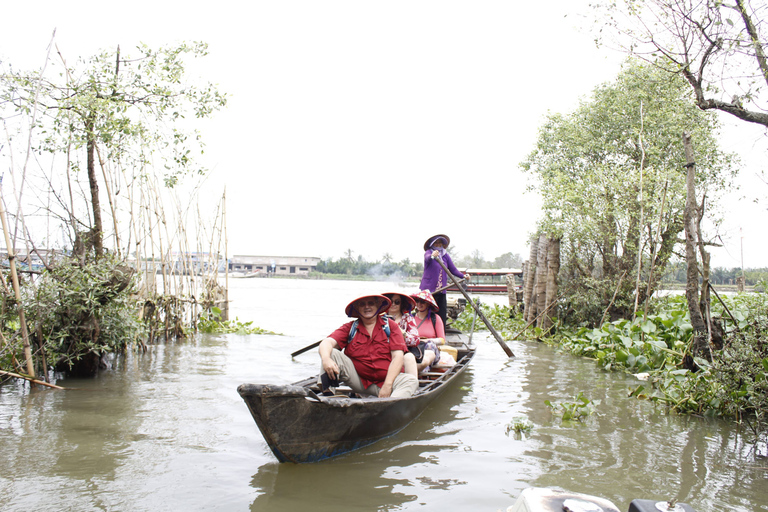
left=1, top=278, right=766, bottom=511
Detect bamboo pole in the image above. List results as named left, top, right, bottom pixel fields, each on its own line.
left=600, top=270, right=627, bottom=327
left=0, top=186, right=35, bottom=378
left=222, top=190, right=229, bottom=321
left=0, top=370, right=65, bottom=390
left=643, top=181, right=669, bottom=320
left=95, top=144, right=121, bottom=256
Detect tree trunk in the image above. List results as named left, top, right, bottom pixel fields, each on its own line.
left=535, top=234, right=549, bottom=329
left=542, top=237, right=560, bottom=332
left=524, top=236, right=538, bottom=324
left=683, top=132, right=709, bottom=367
left=506, top=273, right=518, bottom=311
left=696, top=194, right=713, bottom=349
left=86, top=117, right=104, bottom=258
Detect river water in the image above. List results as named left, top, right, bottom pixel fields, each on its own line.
left=1, top=278, right=766, bottom=511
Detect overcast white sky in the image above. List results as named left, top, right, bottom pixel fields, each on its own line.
left=1, top=1, right=766, bottom=268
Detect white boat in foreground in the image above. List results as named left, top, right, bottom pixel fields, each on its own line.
left=508, top=488, right=698, bottom=512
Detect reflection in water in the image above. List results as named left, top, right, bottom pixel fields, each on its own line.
left=519, top=343, right=767, bottom=511
left=1, top=278, right=766, bottom=511
left=249, top=372, right=470, bottom=512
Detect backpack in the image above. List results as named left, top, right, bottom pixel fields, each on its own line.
left=348, top=316, right=391, bottom=343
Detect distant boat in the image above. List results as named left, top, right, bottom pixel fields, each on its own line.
left=229, top=269, right=263, bottom=278
left=237, top=328, right=475, bottom=463
left=446, top=268, right=523, bottom=295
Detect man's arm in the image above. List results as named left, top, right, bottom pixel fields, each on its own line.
left=378, top=350, right=404, bottom=398
left=318, top=337, right=340, bottom=380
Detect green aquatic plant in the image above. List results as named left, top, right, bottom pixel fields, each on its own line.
left=451, top=302, right=526, bottom=337
left=548, top=292, right=768, bottom=442
left=545, top=392, right=599, bottom=422
left=505, top=416, right=534, bottom=437
left=197, top=307, right=279, bottom=335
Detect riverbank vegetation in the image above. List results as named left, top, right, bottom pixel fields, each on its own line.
left=505, top=44, right=767, bottom=442
left=313, top=250, right=525, bottom=280
left=454, top=290, right=768, bottom=443
left=198, top=307, right=279, bottom=335
left=0, top=41, right=230, bottom=381
left=311, top=253, right=766, bottom=291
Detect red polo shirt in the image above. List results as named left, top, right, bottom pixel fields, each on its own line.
left=329, top=317, right=406, bottom=389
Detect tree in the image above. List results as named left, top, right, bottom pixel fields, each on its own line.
left=1, top=42, right=227, bottom=259
left=521, top=59, right=736, bottom=325
left=0, top=42, right=226, bottom=376
left=596, top=0, right=768, bottom=129
left=493, top=252, right=523, bottom=268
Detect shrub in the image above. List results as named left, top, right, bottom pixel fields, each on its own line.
left=25, top=255, right=142, bottom=376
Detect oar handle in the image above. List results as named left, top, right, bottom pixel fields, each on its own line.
left=432, top=254, right=515, bottom=358
left=291, top=340, right=322, bottom=358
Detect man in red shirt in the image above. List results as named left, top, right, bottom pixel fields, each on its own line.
left=318, top=294, right=418, bottom=398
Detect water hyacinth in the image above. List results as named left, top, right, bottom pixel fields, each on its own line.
left=453, top=294, right=768, bottom=442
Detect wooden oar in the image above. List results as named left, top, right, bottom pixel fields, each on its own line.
left=468, top=299, right=479, bottom=344
left=434, top=277, right=465, bottom=294
left=291, top=340, right=323, bottom=358
left=432, top=254, right=515, bottom=357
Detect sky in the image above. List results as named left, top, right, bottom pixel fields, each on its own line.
left=1, top=1, right=766, bottom=268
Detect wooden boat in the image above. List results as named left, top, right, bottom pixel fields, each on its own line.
left=237, top=328, right=475, bottom=463
left=445, top=268, right=523, bottom=295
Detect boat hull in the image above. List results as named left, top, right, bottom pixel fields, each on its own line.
left=238, top=332, right=474, bottom=463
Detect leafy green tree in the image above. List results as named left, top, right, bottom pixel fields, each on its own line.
left=521, top=59, right=736, bottom=326
left=1, top=42, right=226, bottom=258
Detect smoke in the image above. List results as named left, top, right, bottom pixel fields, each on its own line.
left=366, top=263, right=407, bottom=283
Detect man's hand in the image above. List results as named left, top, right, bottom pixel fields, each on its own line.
left=378, top=382, right=393, bottom=398
left=322, top=358, right=340, bottom=380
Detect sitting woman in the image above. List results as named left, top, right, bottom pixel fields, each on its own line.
left=407, top=289, right=444, bottom=374
left=383, top=291, right=420, bottom=377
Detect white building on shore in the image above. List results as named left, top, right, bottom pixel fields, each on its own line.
left=228, top=255, right=320, bottom=276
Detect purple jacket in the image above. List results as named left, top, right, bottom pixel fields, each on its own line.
left=419, top=250, right=464, bottom=293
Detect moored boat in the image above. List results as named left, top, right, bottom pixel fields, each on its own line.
left=237, top=327, right=475, bottom=463
left=446, top=268, right=523, bottom=295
